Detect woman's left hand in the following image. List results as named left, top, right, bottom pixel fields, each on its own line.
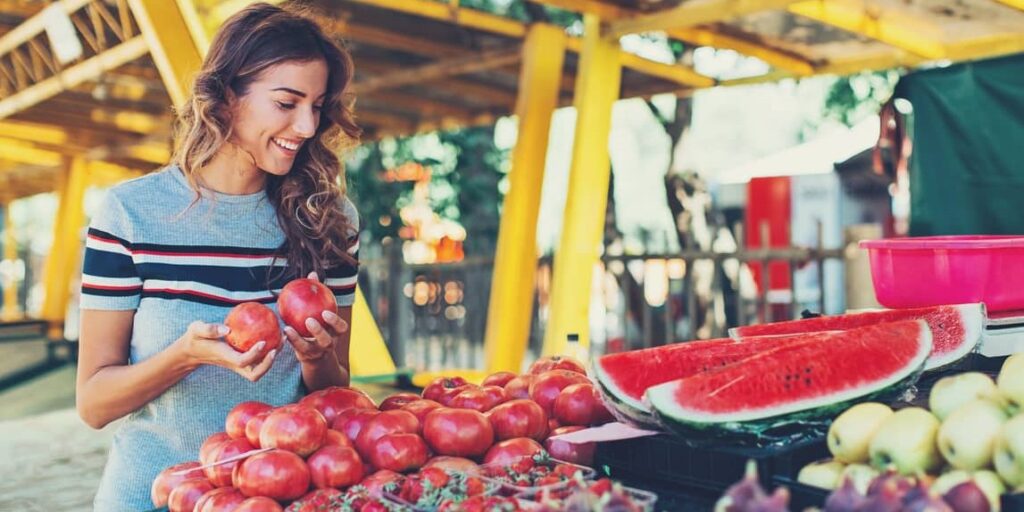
left=284, top=272, right=349, bottom=364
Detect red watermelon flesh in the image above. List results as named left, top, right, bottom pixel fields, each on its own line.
left=593, top=332, right=838, bottom=423
left=728, top=304, right=983, bottom=371
left=649, top=320, right=932, bottom=426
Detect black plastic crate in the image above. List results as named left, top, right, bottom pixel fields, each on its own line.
left=594, top=433, right=830, bottom=495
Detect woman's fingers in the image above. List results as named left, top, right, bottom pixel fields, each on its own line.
left=305, top=318, right=334, bottom=350
left=321, top=310, right=349, bottom=334
left=242, top=349, right=277, bottom=382
left=236, top=341, right=268, bottom=368
left=284, top=326, right=316, bottom=352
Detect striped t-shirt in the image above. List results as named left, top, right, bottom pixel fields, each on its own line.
left=83, top=165, right=359, bottom=511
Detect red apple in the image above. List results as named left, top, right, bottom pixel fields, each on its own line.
left=259, top=405, right=327, bottom=457
left=278, top=278, right=338, bottom=337
left=224, top=302, right=282, bottom=356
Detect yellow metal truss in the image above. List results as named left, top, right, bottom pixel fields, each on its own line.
left=1, top=202, right=19, bottom=320
left=128, top=0, right=204, bottom=107
left=542, top=14, right=621, bottom=357
left=607, top=0, right=803, bottom=38
left=483, top=24, right=567, bottom=374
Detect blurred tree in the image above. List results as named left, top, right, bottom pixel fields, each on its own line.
left=823, top=70, right=900, bottom=126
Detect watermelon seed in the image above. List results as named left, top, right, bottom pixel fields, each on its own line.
left=805, top=378, right=811, bottom=386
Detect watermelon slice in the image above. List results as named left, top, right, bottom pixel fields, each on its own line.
left=649, top=320, right=932, bottom=436
left=728, top=303, right=984, bottom=371
left=593, top=333, right=837, bottom=427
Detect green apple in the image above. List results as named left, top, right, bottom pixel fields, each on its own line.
left=869, top=407, right=943, bottom=475
left=828, top=402, right=894, bottom=463
left=839, top=463, right=879, bottom=494
left=930, top=372, right=998, bottom=421
left=797, top=459, right=846, bottom=490
left=938, top=399, right=1010, bottom=470
left=973, top=470, right=1007, bottom=512
left=931, top=470, right=971, bottom=494
left=998, top=355, right=1024, bottom=414
left=994, top=413, right=1024, bottom=487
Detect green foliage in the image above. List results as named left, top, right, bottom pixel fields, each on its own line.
left=823, top=70, right=900, bottom=126
left=344, top=126, right=508, bottom=256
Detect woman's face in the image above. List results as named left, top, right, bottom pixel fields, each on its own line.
left=229, top=58, right=328, bottom=176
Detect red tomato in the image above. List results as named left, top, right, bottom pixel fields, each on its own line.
left=358, top=469, right=406, bottom=496
left=503, top=375, right=535, bottom=400
left=307, top=445, right=365, bottom=489
left=547, top=418, right=561, bottom=433
left=378, top=392, right=421, bottom=411
left=528, top=355, right=586, bottom=375
left=331, top=408, right=380, bottom=443
left=486, top=399, right=548, bottom=441
left=439, top=384, right=476, bottom=406
left=244, top=411, right=272, bottom=448
left=449, top=386, right=507, bottom=412
left=423, top=456, right=479, bottom=474
left=259, top=405, right=327, bottom=457
left=481, top=371, right=517, bottom=388
left=355, top=410, right=420, bottom=460
left=299, top=386, right=377, bottom=424
left=205, top=437, right=255, bottom=487
left=235, top=496, right=284, bottom=512
left=323, top=429, right=355, bottom=450
left=224, top=302, right=282, bottom=355
left=226, top=401, right=273, bottom=440
left=151, top=461, right=204, bottom=508
left=545, top=426, right=596, bottom=466
left=233, top=449, right=311, bottom=501
left=367, top=433, right=429, bottom=473
left=277, top=278, right=338, bottom=337
left=482, top=438, right=544, bottom=466
left=400, top=400, right=443, bottom=428
left=200, top=432, right=232, bottom=466
left=196, top=487, right=246, bottom=512
left=168, top=478, right=215, bottom=512
left=553, top=383, right=614, bottom=426
left=422, top=408, right=494, bottom=458
left=529, top=370, right=590, bottom=416
left=422, top=376, right=469, bottom=402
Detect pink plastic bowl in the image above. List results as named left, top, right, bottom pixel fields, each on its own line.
left=860, top=235, right=1024, bottom=312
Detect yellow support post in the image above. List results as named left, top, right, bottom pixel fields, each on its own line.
left=1, top=202, right=20, bottom=321
left=349, top=288, right=398, bottom=377
left=542, top=14, right=621, bottom=357
left=41, top=157, right=89, bottom=338
left=483, top=24, right=567, bottom=374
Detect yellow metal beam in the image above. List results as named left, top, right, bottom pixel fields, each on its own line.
left=1, top=202, right=20, bottom=321
left=0, top=138, right=63, bottom=167
left=41, top=157, right=88, bottom=337
left=789, top=0, right=944, bottom=59
left=539, top=0, right=817, bottom=76
left=0, top=37, right=148, bottom=118
left=608, top=0, right=802, bottom=38
left=484, top=24, right=567, bottom=374
left=174, top=0, right=211, bottom=57
left=128, top=0, right=204, bottom=108
left=542, top=14, right=621, bottom=356
left=995, top=0, right=1024, bottom=11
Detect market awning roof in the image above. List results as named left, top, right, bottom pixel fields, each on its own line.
left=0, top=0, right=1022, bottom=200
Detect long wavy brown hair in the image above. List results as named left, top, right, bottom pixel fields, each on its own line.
left=172, top=2, right=361, bottom=282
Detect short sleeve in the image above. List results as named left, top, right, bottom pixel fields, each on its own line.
left=324, top=197, right=360, bottom=307
left=80, top=190, right=142, bottom=310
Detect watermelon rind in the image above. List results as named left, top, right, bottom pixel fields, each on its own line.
left=648, top=320, right=933, bottom=439
left=727, top=303, right=984, bottom=372
left=593, top=366, right=661, bottom=428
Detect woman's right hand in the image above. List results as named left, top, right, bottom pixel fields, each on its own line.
left=177, top=321, right=277, bottom=382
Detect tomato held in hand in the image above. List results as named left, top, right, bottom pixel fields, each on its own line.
left=224, top=302, right=282, bottom=356
left=277, top=278, right=338, bottom=337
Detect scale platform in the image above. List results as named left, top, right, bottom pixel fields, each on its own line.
left=981, top=309, right=1024, bottom=357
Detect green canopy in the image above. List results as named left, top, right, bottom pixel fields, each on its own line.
left=895, top=53, right=1024, bottom=235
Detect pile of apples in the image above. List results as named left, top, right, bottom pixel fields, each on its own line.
left=150, top=354, right=616, bottom=511
left=797, top=354, right=1024, bottom=511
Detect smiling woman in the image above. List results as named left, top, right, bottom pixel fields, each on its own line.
left=73, top=3, right=363, bottom=511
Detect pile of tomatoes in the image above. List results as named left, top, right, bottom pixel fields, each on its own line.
left=150, top=354, right=618, bottom=511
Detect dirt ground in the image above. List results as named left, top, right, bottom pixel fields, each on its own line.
left=0, top=362, right=115, bottom=512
